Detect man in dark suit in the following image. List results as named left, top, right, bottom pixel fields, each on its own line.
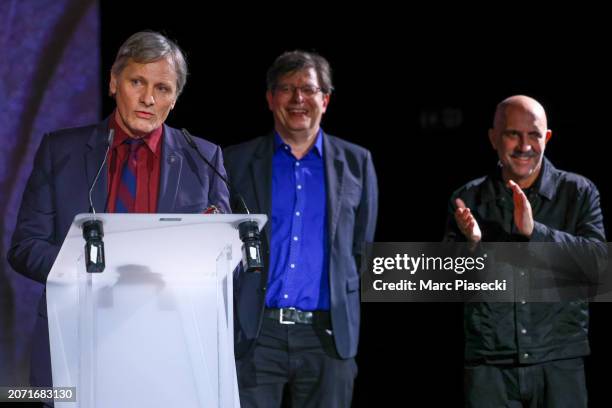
left=224, top=50, right=378, bottom=407
left=7, top=31, right=229, bottom=397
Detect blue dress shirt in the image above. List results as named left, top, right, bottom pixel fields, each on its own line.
left=266, top=131, right=329, bottom=311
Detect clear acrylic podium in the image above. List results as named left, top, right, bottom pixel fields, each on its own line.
left=46, top=213, right=267, bottom=408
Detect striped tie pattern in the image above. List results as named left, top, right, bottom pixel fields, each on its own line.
left=115, top=138, right=143, bottom=213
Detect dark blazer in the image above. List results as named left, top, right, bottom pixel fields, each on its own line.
left=223, top=132, right=378, bottom=359
left=8, top=119, right=230, bottom=386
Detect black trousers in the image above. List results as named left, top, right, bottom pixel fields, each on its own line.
left=236, top=317, right=357, bottom=408
left=464, top=358, right=587, bottom=408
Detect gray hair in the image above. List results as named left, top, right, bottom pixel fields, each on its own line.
left=111, top=31, right=188, bottom=96
left=266, top=50, right=333, bottom=94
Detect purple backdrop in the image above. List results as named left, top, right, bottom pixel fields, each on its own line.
left=0, top=0, right=100, bottom=384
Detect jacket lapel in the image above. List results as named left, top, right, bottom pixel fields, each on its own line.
left=250, top=135, right=273, bottom=243
left=157, top=125, right=183, bottom=213
left=323, top=134, right=345, bottom=246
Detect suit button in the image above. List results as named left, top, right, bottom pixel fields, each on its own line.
left=262, top=286, right=266, bottom=292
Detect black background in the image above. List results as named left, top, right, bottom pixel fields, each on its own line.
left=100, top=5, right=612, bottom=406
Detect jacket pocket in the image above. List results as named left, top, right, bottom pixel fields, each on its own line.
left=346, top=275, right=360, bottom=292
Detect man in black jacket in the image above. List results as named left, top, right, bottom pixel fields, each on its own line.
left=445, top=95, right=605, bottom=407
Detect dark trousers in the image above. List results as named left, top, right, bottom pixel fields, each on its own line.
left=236, top=317, right=357, bottom=408
left=464, top=358, right=587, bottom=408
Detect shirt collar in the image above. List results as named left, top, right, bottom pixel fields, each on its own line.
left=273, top=129, right=324, bottom=157
left=534, top=157, right=557, bottom=200
left=482, top=157, right=557, bottom=203
left=109, top=110, right=163, bottom=156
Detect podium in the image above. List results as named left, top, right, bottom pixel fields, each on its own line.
left=46, top=213, right=267, bottom=408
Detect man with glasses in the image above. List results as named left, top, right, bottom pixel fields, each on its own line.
left=224, top=50, right=378, bottom=407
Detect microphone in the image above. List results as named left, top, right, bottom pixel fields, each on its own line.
left=83, top=128, right=114, bottom=273
left=181, top=128, right=263, bottom=273
left=83, top=219, right=105, bottom=273
left=89, top=129, right=114, bottom=214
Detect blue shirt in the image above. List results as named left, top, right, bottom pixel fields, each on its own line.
left=266, top=131, right=329, bottom=311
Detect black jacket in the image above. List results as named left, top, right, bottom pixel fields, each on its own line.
left=445, top=158, right=606, bottom=364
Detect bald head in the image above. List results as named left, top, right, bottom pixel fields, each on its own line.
left=493, top=95, right=548, bottom=130
left=489, top=95, right=552, bottom=188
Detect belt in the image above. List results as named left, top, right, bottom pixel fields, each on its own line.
left=264, top=307, right=331, bottom=326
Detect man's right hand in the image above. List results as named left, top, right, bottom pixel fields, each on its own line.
left=454, top=198, right=482, bottom=243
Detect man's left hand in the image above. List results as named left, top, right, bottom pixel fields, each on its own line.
left=508, top=180, right=534, bottom=237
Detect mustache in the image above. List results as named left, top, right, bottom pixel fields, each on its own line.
left=510, top=151, right=538, bottom=159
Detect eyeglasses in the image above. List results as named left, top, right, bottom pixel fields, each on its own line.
left=274, top=84, right=323, bottom=97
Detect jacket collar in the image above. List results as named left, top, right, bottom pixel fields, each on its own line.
left=480, top=157, right=559, bottom=203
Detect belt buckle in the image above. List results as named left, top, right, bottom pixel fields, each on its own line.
left=279, top=307, right=296, bottom=325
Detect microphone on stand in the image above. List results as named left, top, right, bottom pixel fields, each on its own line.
left=181, top=128, right=263, bottom=273
left=83, top=128, right=114, bottom=273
